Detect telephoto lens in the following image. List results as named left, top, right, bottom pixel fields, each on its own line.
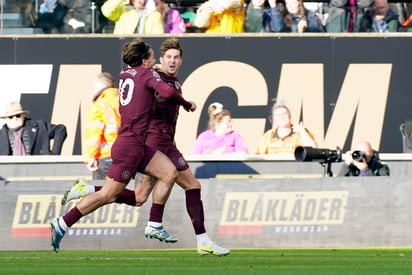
left=294, top=146, right=342, bottom=162
left=351, top=150, right=365, bottom=161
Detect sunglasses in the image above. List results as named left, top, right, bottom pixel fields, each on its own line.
left=7, top=114, right=22, bottom=119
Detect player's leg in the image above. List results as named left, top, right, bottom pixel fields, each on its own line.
left=134, top=173, right=157, bottom=206
left=141, top=148, right=179, bottom=243
left=51, top=177, right=128, bottom=252
left=51, top=135, right=140, bottom=252
left=175, top=168, right=230, bottom=256
left=61, top=179, right=138, bottom=207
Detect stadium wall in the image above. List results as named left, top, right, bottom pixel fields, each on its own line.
left=0, top=34, right=412, bottom=155
left=1, top=156, right=412, bottom=251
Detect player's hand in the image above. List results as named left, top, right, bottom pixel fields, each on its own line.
left=189, top=101, right=197, bottom=112
left=152, top=63, right=163, bottom=72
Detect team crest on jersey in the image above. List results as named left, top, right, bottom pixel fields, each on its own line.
left=178, top=157, right=187, bottom=167
left=152, top=70, right=161, bottom=81
left=174, top=81, right=181, bottom=90
left=122, top=170, right=131, bottom=180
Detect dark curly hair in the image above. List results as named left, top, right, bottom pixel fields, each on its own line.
left=121, top=38, right=152, bottom=67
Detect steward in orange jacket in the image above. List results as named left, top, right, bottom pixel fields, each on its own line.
left=85, top=73, right=121, bottom=179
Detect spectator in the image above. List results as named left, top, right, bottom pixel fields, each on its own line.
left=360, top=0, right=400, bottom=32
left=244, top=0, right=267, bottom=32
left=265, top=0, right=324, bottom=32
left=10, top=0, right=36, bottom=27
left=101, top=0, right=164, bottom=34
left=85, top=72, right=121, bottom=180
left=193, top=102, right=249, bottom=155
left=256, top=102, right=317, bottom=154
left=245, top=0, right=324, bottom=33
left=59, top=0, right=93, bottom=33
left=181, top=6, right=197, bottom=32
left=194, top=0, right=245, bottom=33
left=337, top=140, right=390, bottom=176
left=0, top=102, right=67, bottom=155
left=37, top=0, right=68, bottom=33
left=304, top=1, right=328, bottom=26
left=157, top=1, right=186, bottom=33
left=325, top=0, right=373, bottom=32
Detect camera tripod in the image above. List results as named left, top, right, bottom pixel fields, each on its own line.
left=319, top=159, right=334, bottom=177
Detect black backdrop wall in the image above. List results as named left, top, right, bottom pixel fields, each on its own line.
left=0, top=34, right=411, bottom=154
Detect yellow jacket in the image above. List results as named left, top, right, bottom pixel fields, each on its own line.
left=101, top=0, right=164, bottom=34
left=85, top=88, right=120, bottom=162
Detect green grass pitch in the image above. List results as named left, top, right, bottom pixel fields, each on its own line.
left=1, top=248, right=412, bottom=274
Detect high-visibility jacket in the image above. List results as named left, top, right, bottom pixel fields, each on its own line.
left=85, top=88, right=120, bottom=162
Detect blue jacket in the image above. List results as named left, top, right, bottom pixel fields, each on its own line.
left=264, top=6, right=324, bottom=32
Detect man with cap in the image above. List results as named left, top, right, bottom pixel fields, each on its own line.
left=0, top=101, right=67, bottom=155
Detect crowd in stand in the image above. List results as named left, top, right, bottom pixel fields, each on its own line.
left=2, top=0, right=412, bottom=33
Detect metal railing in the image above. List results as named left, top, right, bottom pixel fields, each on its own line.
left=1, top=0, right=411, bottom=34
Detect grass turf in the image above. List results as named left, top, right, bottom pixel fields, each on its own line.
left=0, top=248, right=412, bottom=274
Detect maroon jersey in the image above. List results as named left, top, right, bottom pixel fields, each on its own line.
left=149, top=71, right=182, bottom=139
left=118, top=67, right=191, bottom=143
left=107, top=66, right=191, bottom=183
left=145, top=71, right=189, bottom=171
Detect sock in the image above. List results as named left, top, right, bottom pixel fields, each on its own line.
left=149, top=203, right=164, bottom=224
left=186, top=188, right=206, bottom=235
left=62, top=207, right=83, bottom=227
left=148, top=221, right=162, bottom=228
left=115, top=188, right=137, bottom=206
left=58, top=216, right=68, bottom=231
left=196, top=232, right=211, bottom=247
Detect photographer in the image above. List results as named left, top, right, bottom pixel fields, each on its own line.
left=337, top=141, right=390, bottom=177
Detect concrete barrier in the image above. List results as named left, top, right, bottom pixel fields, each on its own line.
left=1, top=155, right=412, bottom=250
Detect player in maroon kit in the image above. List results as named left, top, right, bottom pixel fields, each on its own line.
left=50, top=38, right=195, bottom=253
left=61, top=38, right=230, bottom=256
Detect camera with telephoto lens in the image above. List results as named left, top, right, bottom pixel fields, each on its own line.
left=351, top=150, right=365, bottom=161
left=294, top=146, right=343, bottom=163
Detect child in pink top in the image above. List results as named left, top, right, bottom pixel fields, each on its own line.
left=193, top=102, right=249, bottom=154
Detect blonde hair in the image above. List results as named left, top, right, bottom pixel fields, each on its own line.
left=208, top=102, right=231, bottom=131
left=270, top=101, right=292, bottom=126
left=93, top=72, right=115, bottom=100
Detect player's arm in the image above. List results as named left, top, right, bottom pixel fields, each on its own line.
left=148, top=70, right=194, bottom=111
